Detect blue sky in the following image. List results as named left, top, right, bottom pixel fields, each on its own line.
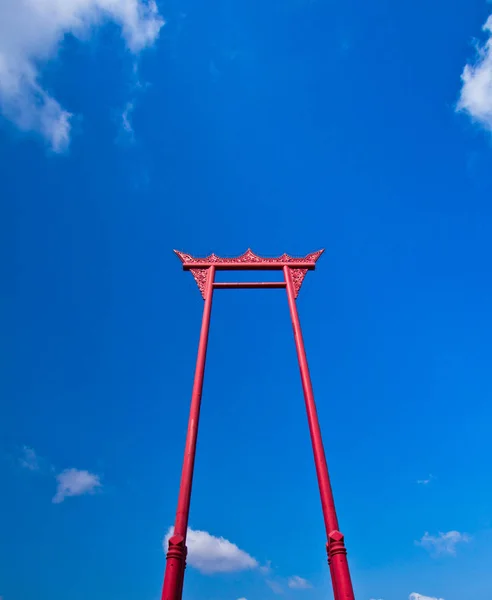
left=1, top=1, right=492, bottom=600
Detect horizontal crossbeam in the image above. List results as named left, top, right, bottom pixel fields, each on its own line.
left=213, top=282, right=286, bottom=289
left=182, top=262, right=315, bottom=271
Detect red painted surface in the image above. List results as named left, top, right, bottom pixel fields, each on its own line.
left=284, top=266, right=355, bottom=600
left=174, top=249, right=324, bottom=298
left=161, top=265, right=215, bottom=600
left=184, top=260, right=317, bottom=270
left=174, top=248, right=324, bottom=267
left=213, top=282, right=286, bottom=289
left=161, top=251, right=355, bottom=600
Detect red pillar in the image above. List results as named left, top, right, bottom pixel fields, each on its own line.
left=161, top=266, right=216, bottom=600
left=283, top=266, right=355, bottom=600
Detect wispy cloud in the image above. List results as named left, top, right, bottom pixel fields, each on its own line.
left=52, top=468, right=102, bottom=503
left=409, top=594, right=444, bottom=600
left=164, top=527, right=258, bottom=575
left=17, top=445, right=55, bottom=474
left=259, top=560, right=272, bottom=574
left=266, top=580, right=284, bottom=595
left=18, top=445, right=102, bottom=503
left=0, top=0, right=164, bottom=151
left=417, top=474, right=434, bottom=485
left=19, top=446, right=40, bottom=471
left=457, top=14, right=492, bottom=131
left=120, top=101, right=135, bottom=140
left=287, top=576, right=312, bottom=590
left=416, top=531, right=470, bottom=556
left=265, top=570, right=312, bottom=594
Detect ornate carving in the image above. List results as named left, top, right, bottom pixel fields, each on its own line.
left=190, top=268, right=209, bottom=299
left=304, top=249, right=325, bottom=263
left=174, top=249, right=324, bottom=298
left=290, top=268, right=308, bottom=298
left=174, top=248, right=324, bottom=266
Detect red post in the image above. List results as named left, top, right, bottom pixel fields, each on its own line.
left=283, top=266, right=355, bottom=600
left=161, top=266, right=216, bottom=600
left=168, top=250, right=354, bottom=600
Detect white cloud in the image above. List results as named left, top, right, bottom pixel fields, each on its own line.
left=121, top=100, right=135, bottom=137
left=287, top=576, right=312, bottom=590
left=19, top=446, right=40, bottom=471
left=164, top=527, right=258, bottom=575
left=458, top=15, right=492, bottom=130
left=237, top=598, right=247, bottom=600
left=0, top=0, right=164, bottom=151
left=416, top=531, right=470, bottom=556
left=417, top=474, right=433, bottom=485
left=409, top=594, right=444, bottom=600
left=52, top=468, right=102, bottom=503
left=266, top=580, right=284, bottom=595
left=259, top=560, right=272, bottom=574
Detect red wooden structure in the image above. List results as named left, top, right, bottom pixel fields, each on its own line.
left=161, top=249, right=355, bottom=600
